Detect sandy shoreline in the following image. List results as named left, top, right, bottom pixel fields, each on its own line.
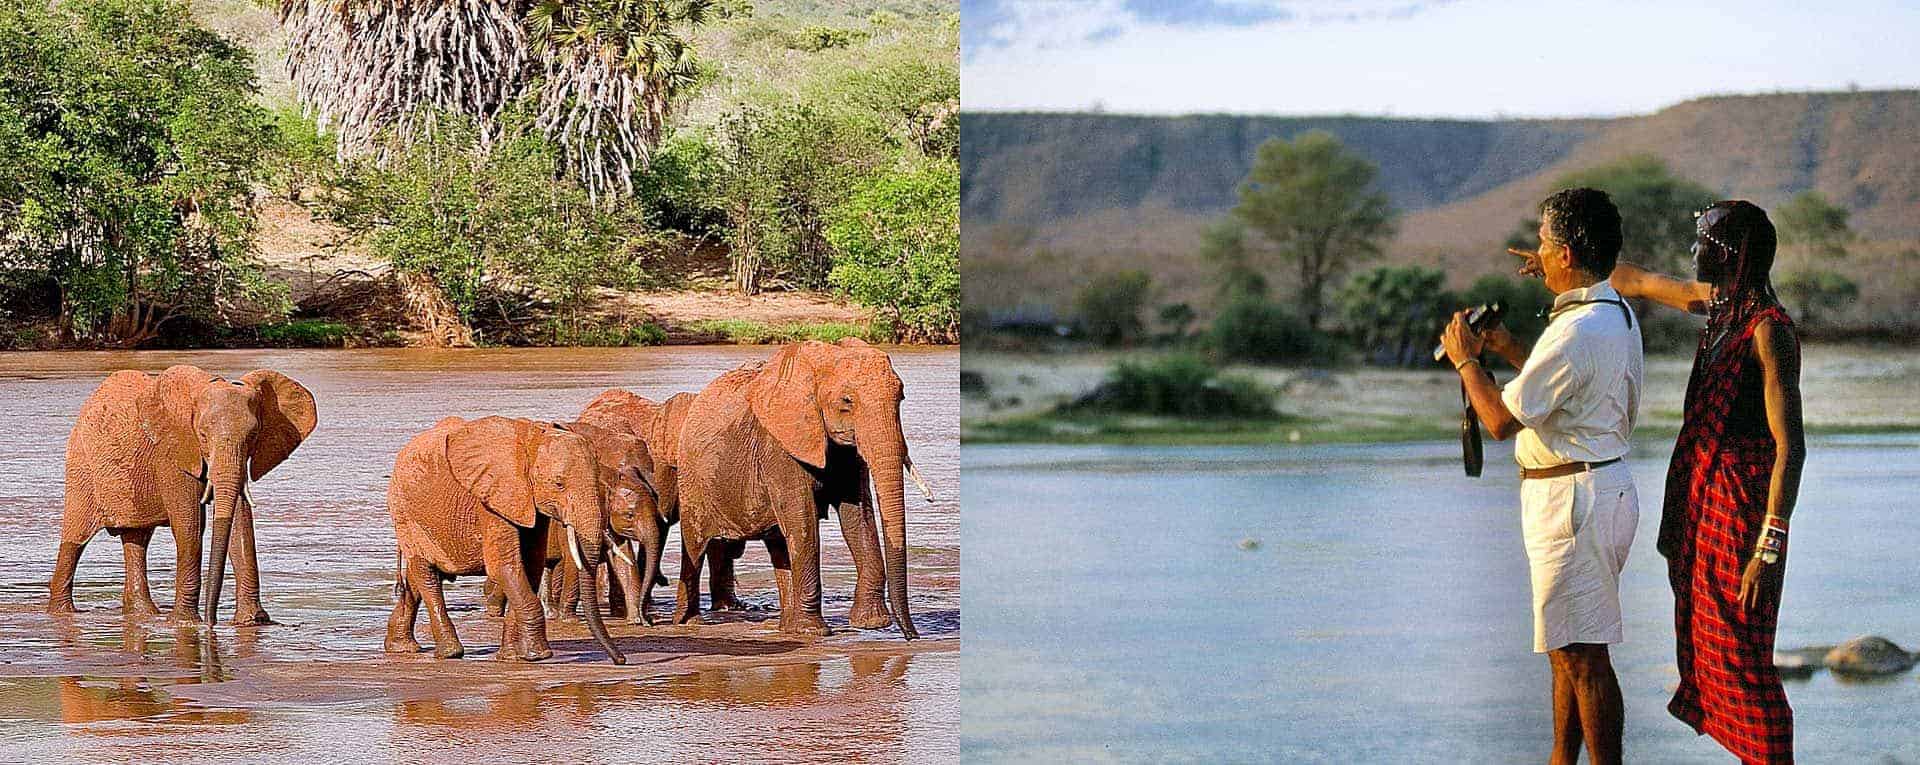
left=964, top=343, right=1920, bottom=443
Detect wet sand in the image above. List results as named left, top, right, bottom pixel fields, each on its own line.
left=0, top=348, right=958, bottom=762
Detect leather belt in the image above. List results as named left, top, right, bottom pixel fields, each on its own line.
left=1518, top=457, right=1622, bottom=480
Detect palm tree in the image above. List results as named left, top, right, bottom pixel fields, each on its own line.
left=276, top=0, right=708, bottom=201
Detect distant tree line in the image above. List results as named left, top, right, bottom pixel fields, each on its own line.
left=0, top=0, right=959, bottom=347
left=1061, top=132, right=1865, bottom=365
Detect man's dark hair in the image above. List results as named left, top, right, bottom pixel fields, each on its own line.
left=1539, top=188, right=1623, bottom=277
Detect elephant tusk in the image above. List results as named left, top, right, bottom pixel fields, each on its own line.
left=566, top=525, right=587, bottom=571
left=610, top=539, right=635, bottom=566
left=240, top=457, right=254, bottom=509
left=200, top=477, right=214, bottom=507
left=905, top=461, right=934, bottom=503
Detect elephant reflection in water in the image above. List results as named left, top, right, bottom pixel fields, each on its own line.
left=393, top=655, right=915, bottom=751
left=50, top=620, right=254, bottom=728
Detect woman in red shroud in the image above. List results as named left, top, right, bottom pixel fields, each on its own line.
left=1603, top=200, right=1805, bottom=763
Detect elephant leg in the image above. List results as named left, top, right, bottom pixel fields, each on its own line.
left=167, top=500, right=206, bottom=624
left=769, top=527, right=827, bottom=636
left=672, top=535, right=708, bottom=625
left=229, top=495, right=272, bottom=626
left=49, top=540, right=86, bottom=614
left=119, top=528, right=163, bottom=618
left=559, top=555, right=581, bottom=620
left=482, top=576, right=506, bottom=617
left=486, top=521, right=550, bottom=661
left=606, top=545, right=635, bottom=620
left=708, top=540, right=748, bottom=611
left=413, top=560, right=462, bottom=659
left=542, top=560, right=565, bottom=621
left=765, top=532, right=794, bottom=616
left=384, top=556, right=424, bottom=654
left=837, top=500, right=891, bottom=629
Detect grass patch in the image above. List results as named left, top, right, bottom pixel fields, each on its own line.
left=256, top=319, right=352, bottom=348
left=686, top=319, right=875, bottom=344
left=556, top=322, right=668, bottom=347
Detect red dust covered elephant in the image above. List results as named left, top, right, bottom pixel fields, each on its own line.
left=674, top=339, right=933, bottom=638
left=51, top=365, right=317, bottom=625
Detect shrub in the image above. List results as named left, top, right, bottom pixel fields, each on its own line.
left=686, top=319, right=873, bottom=344
left=1073, top=270, right=1152, bottom=346
left=1208, top=297, right=1334, bottom=365
left=554, top=321, right=668, bottom=346
left=1064, top=355, right=1275, bottom=419
left=257, top=319, right=352, bottom=347
left=826, top=159, right=958, bottom=342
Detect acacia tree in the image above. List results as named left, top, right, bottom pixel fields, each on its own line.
left=0, top=0, right=284, bottom=346
left=276, top=0, right=709, bottom=201
left=1507, top=155, right=1716, bottom=273
left=1232, top=130, right=1396, bottom=331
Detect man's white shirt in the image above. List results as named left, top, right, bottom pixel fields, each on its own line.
left=1500, top=279, right=1644, bottom=469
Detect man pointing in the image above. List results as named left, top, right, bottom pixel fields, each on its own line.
left=1441, top=187, right=1644, bottom=765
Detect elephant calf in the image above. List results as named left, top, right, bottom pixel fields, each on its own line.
left=52, top=365, right=317, bottom=625
left=384, top=416, right=624, bottom=664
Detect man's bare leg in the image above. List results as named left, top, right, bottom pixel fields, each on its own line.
left=1548, top=651, right=1583, bottom=765
left=1551, top=643, right=1622, bottom=765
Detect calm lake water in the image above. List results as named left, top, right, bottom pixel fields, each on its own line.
left=0, top=347, right=958, bottom=763
left=963, top=437, right=1920, bottom=762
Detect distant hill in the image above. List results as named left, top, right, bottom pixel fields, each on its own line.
left=962, top=90, right=1920, bottom=320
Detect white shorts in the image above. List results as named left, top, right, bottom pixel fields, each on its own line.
left=1521, top=462, right=1638, bottom=653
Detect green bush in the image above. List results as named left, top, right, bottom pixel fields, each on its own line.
left=826, top=159, right=958, bottom=342
left=257, top=319, right=352, bottom=347
left=686, top=319, right=873, bottom=344
left=1065, top=355, right=1275, bottom=419
left=785, top=25, right=869, bottom=51
left=1073, top=270, right=1152, bottom=346
left=327, top=110, right=650, bottom=335
left=1460, top=274, right=1554, bottom=343
left=633, top=130, right=725, bottom=235
left=1208, top=297, right=1334, bottom=365
left=554, top=321, right=668, bottom=347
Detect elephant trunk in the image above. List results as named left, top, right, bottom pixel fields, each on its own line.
left=570, top=526, right=625, bottom=665
left=857, top=406, right=916, bottom=640
left=203, top=457, right=248, bottom=624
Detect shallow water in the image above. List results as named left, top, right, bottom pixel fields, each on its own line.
left=0, top=347, right=958, bottom=762
left=963, top=436, right=1920, bottom=762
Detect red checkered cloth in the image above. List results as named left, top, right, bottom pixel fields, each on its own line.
left=1657, top=302, right=1795, bottom=764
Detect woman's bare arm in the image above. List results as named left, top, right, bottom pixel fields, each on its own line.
left=1755, top=318, right=1806, bottom=523
left=1610, top=261, right=1713, bottom=315
left=1739, top=317, right=1805, bottom=611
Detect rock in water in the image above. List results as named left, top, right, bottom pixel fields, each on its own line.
left=1237, top=538, right=1261, bottom=551
left=1823, top=636, right=1915, bottom=676
left=1773, top=646, right=1832, bottom=680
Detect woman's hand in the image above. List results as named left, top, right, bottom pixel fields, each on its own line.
left=1737, top=557, right=1776, bottom=613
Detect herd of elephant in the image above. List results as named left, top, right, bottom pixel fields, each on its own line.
left=46, top=338, right=932, bottom=666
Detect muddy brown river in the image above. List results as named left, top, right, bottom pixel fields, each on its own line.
left=0, top=347, right=958, bottom=763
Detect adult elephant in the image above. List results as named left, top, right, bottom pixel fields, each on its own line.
left=52, top=365, right=317, bottom=625
left=384, top=416, right=624, bottom=664
left=675, top=339, right=933, bottom=638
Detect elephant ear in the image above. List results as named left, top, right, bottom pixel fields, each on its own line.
left=146, top=366, right=218, bottom=477
left=652, top=392, right=695, bottom=469
left=748, top=342, right=830, bottom=469
left=445, top=416, right=540, bottom=528
left=241, top=370, right=318, bottom=480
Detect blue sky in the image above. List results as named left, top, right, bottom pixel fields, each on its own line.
left=960, top=0, right=1920, bottom=117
